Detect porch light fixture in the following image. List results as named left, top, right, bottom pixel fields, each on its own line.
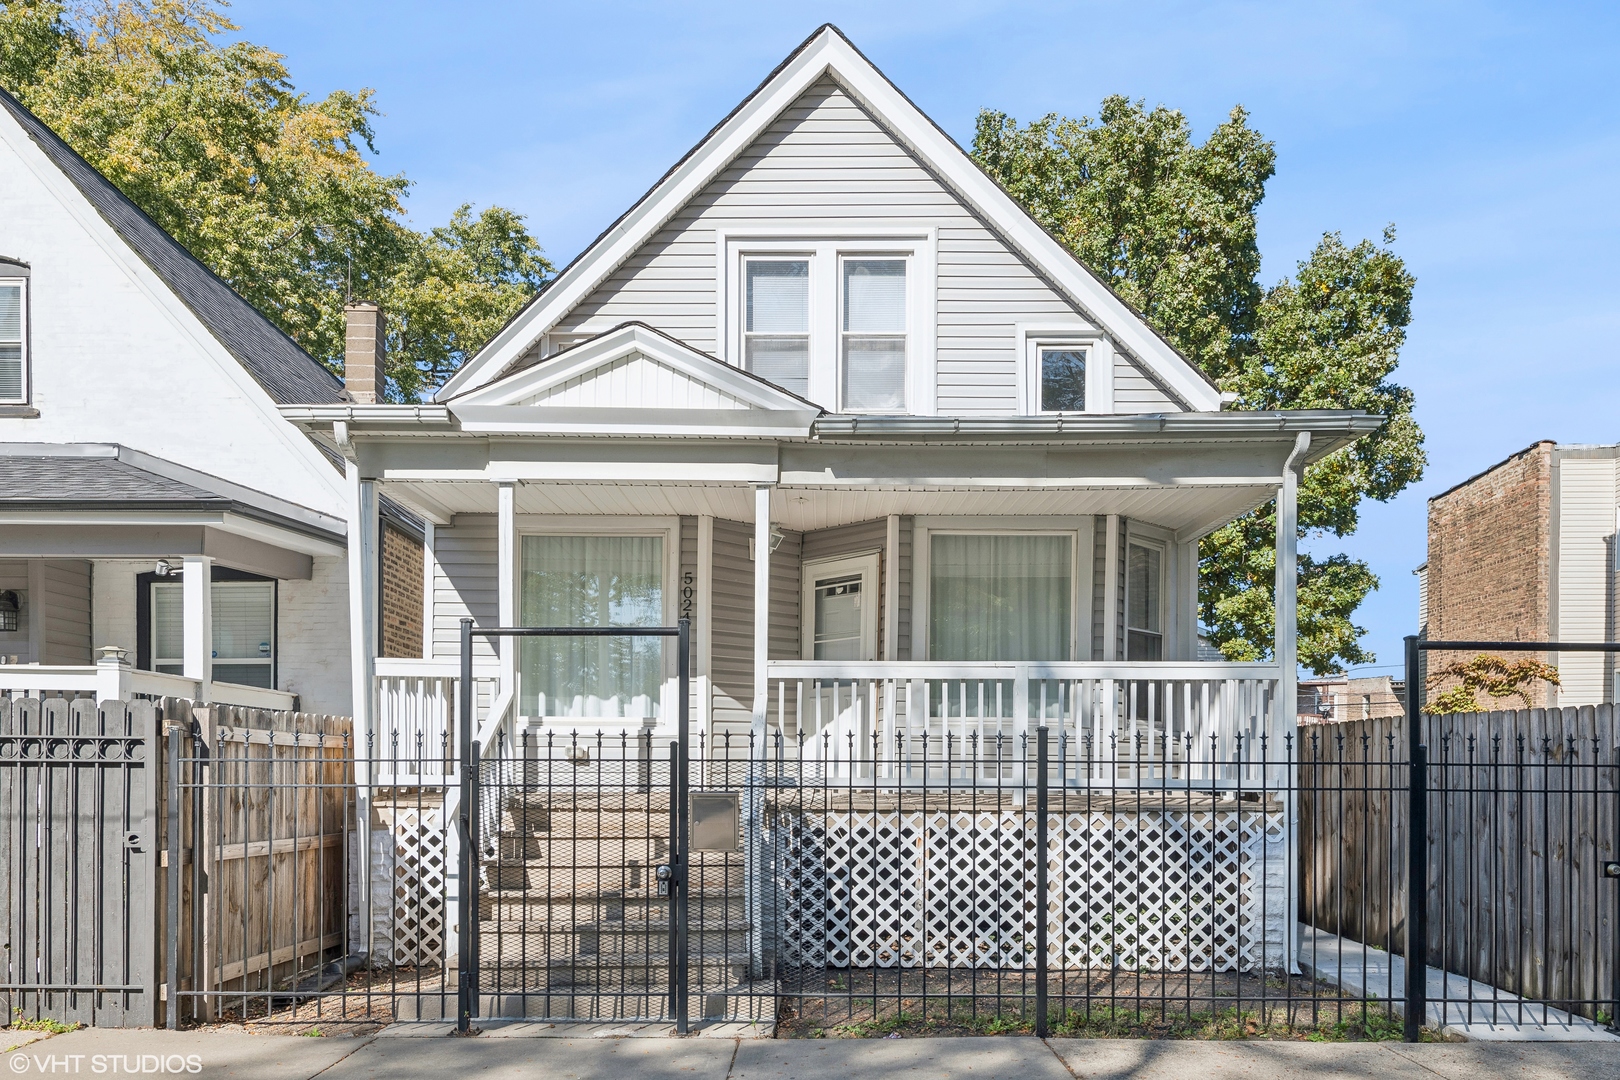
left=155, top=559, right=178, bottom=577
left=0, top=591, right=18, bottom=633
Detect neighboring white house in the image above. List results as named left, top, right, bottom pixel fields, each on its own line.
left=0, top=86, right=422, bottom=715
left=281, top=25, right=1379, bottom=764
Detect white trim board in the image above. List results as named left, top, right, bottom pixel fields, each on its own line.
left=435, top=26, right=1220, bottom=411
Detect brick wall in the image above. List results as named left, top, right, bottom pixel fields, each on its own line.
left=1426, top=441, right=1555, bottom=706
left=380, top=524, right=424, bottom=659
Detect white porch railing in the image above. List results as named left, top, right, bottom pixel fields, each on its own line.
left=0, top=658, right=298, bottom=711
left=765, top=660, right=1285, bottom=788
left=372, top=658, right=501, bottom=784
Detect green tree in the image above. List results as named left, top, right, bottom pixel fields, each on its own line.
left=974, top=100, right=1423, bottom=673
left=0, top=0, right=551, bottom=399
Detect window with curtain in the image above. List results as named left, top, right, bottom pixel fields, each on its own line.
left=842, top=258, right=906, bottom=411
left=0, top=280, right=24, bottom=402
left=745, top=259, right=810, bottom=397
left=519, top=535, right=664, bottom=719
left=929, top=534, right=1071, bottom=661
left=150, top=581, right=275, bottom=687
left=1126, top=542, right=1163, bottom=661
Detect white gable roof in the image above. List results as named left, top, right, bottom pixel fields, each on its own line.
left=448, top=323, right=820, bottom=436
left=437, top=25, right=1221, bottom=411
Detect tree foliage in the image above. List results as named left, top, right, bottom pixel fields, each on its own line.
left=0, top=0, right=551, bottom=398
left=1424, top=654, right=1560, bottom=715
left=974, top=99, right=1424, bottom=673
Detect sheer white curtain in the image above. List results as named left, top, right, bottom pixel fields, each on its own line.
left=519, top=535, right=664, bottom=719
left=928, top=534, right=1071, bottom=661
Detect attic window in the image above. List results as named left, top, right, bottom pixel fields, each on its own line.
left=745, top=259, right=809, bottom=397
left=0, top=277, right=25, bottom=403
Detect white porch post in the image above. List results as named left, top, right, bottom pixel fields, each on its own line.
left=420, top=521, right=436, bottom=661
left=346, top=462, right=379, bottom=743
left=497, top=480, right=517, bottom=674
left=752, top=485, right=772, bottom=742
left=1276, top=431, right=1309, bottom=973
left=181, top=554, right=213, bottom=700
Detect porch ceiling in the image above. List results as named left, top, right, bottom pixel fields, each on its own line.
left=381, top=478, right=1274, bottom=538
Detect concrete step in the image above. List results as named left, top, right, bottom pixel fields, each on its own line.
left=481, top=864, right=742, bottom=892
left=490, top=832, right=668, bottom=862
left=541, top=953, right=751, bottom=989
left=393, top=982, right=777, bottom=1025
left=479, top=891, right=747, bottom=923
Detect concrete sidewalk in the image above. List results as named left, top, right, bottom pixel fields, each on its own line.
left=9, top=1026, right=1620, bottom=1079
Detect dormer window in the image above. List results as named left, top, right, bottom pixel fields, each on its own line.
left=0, top=274, right=25, bottom=404
left=745, top=259, right=810, bottom=397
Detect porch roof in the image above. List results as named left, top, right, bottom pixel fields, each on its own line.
left=298, top=409, right=1375, bottom=539
left=0, top=444, right=345, bottom=576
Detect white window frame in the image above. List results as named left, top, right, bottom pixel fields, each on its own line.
left=151, top=579, right=276, bottom=685
left=800, top=551, right=881, bottom=661
left=741, top=253, right=816, bottom=398
left=911, top=518, right=1093, bottom=662
left=511, top=516, right=681, bottom=721
left=1122, top=528, right=1169, bottom=662
left=718, top=229, right=937, bottom=414
left=1017, top=327, right=1113, bottom=415
left=0, top=271, right=29, bottom=406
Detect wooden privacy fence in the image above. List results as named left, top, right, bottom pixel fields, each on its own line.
left=1299, top=706, right=1620, bottom=1020
left=0, top=696, right=351, bottom=1028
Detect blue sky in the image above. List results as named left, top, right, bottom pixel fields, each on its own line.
left=227, top=0, right=1620, bottom=673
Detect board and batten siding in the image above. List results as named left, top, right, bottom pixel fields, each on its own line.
left=533, top=76, right=1181, bottom=416
left=430, top=515, right=498, bottom=662
left=1554, top=455, right=1618, bottom=705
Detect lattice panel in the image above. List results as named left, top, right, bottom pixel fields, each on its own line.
left=379, top=803, right=451, bottom=966
left=773, top=806, right=1287, bottom=972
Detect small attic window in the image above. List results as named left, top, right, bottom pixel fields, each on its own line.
left=0, top=268, right=26, bottom=404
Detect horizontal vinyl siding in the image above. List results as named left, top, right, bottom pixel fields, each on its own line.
left=1556, top=457, right=1617, bottom=704
left=431, top=515, right=499, bottom=662
left=1114, top=356, right=1181, bottom=413
left=41, top=559, right=92, bottom=665
left=543, top=77, right=1111, bottom=416
left=708, top=519, right=801, bottom=739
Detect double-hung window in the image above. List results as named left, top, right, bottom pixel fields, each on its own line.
left=151, top=580, right=277, bottom=687
left=841, top=258, right=907, bottom=412
left=744, top=259, right=810, bottom=397
left=0, top=274, right=25, bottom=403
left=1125, top=541, right=1164, bottom=661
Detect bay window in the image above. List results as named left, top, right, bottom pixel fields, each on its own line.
left=519, top=534, right=665, bottom=719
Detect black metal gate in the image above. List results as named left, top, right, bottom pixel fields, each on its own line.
left=458, top=619, right=698, bottom=1032
left=0, top=697, right=160, bottom=1027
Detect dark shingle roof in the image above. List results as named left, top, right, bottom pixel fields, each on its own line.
left=0, top=87, right=347, bottom=405
left=0, top=456, right=226, bottom=506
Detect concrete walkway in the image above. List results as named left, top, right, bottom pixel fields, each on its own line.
left=9, top=1026, right=1620, bottom=1080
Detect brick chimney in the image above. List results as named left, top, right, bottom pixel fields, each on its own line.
left=343, top=301, right=385, bottom=403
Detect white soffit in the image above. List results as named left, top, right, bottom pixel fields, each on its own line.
left=436, top=26, right=1221, bottom=410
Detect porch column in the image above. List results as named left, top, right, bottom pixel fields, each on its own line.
left=346, top=461, right=379, bottom=742
left=181, top=554, right=213, bottom=699
left=1274, top=433, right=1310, bottom=726
left=752, top=485, right=772, bottom=742
left=497, top=481, right=517, bottom=698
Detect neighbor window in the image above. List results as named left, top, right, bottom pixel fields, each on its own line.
left=0, top=278, right=24, bottom=403
left=1039, top=347, right=1086, bottom=412
left=745, top=259, right=810, bottom=397
left=519, top=534, right=664, bottom=719
left=151, top=580, right=276, bottom=687
left=1125, top=542, right=1163, bottom=661
left=841, top=258, right=906, bottom=411
left=929, top=534, right=1071, bottom=661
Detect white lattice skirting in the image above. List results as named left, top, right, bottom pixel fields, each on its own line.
left=773, top=807, right=1289, bottom=972
left=349, top=800, right=451, bottom=967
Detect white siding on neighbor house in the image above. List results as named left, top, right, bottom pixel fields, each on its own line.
left=518, top=352, right=754, bottom=410
left=90, top=558, right=144, bottom=660
left=431, top=515, right=499, bottom=663
left=1555, top=456, right=1618, bottom=705
left=0, top=131, right=346, bottom=518
left=535, top=77, right=1182, bottom=416
left=38, top=559, right=91, bottom=664
left=276, top=555, right=351, bottom=715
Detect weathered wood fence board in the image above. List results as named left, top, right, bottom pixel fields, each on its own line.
left=0, top=697, right=352, bottom=1028
left=1299, top=705, right=1619, bottom=1020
